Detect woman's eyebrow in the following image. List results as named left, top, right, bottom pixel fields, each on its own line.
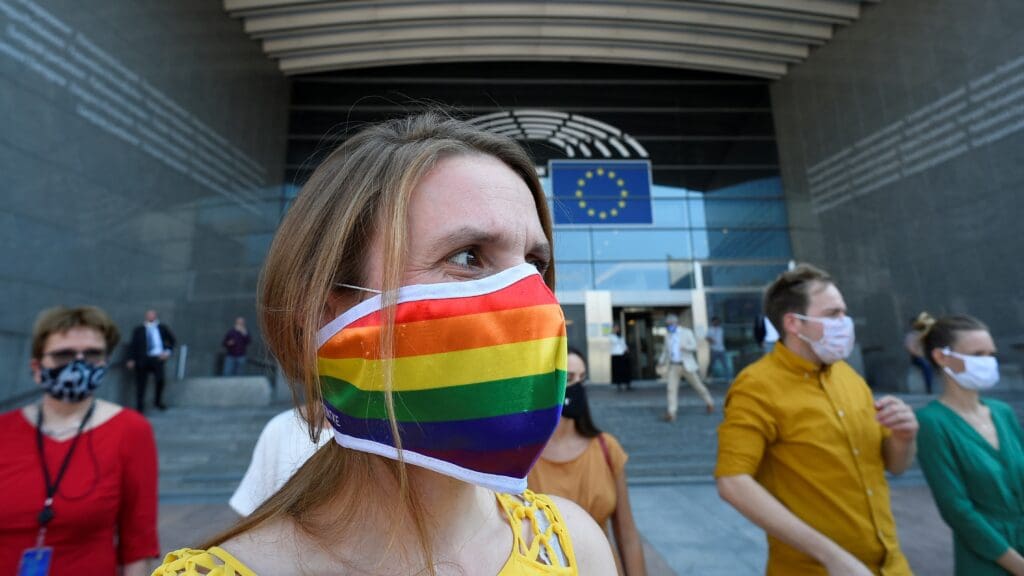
left=438, top=225, right=502, bottom=247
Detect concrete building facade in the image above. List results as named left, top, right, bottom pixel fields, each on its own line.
left=2, top=0, right=1022, bottom=407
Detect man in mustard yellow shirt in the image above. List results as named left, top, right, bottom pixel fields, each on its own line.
left=716, top=264, right=918, bottom=575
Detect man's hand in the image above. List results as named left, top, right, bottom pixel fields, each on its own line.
left=875, top=395, right=918, bottom=440
left=159, top=351, right=171, bottom=361
left=126, top=360, right=135, bottom=370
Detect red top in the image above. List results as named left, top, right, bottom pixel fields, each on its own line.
left=0, top=407, right=159, bottom=574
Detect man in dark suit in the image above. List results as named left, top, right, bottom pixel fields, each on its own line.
left=127, top=309, right=176, bottom=412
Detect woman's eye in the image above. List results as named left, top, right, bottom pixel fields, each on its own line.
left=447, top=249, right=481, bottom=268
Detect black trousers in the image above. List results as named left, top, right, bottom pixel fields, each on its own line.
left=135, top=357, right=166, bottom=410
left=611, top=353, right=632, bottom=387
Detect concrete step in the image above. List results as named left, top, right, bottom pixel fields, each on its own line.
left=151, top=404, right=290, bottom=503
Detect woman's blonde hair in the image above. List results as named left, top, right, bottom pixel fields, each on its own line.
left=918, top=312, right=989, bottom=367
left=202, top=112, right=555, bottom=570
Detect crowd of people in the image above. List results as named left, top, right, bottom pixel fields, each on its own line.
left=0, top=114, right=1020, bottom=575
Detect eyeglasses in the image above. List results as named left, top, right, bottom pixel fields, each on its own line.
left=44, top=348, right=106, bottom=364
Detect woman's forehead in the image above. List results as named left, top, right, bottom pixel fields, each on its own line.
left=408, top=155, right=544, bottom=240
left=45, top=326, right=105, bottom=349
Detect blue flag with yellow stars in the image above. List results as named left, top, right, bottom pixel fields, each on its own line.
left=550, top=160, right=653, bottom=225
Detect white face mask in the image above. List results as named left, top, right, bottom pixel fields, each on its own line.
left=793, top=314, right=855, bottom=365
left=942, top=348, right=1000, bottom=390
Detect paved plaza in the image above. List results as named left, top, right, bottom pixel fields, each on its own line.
left=150, top=379, right=1024, bottom=574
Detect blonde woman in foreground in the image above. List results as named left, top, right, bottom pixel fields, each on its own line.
left=151, top=113, right=615, bottom=575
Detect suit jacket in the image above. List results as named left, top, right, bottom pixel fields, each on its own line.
left=659, top=327, right=699, bottom=372
left=128, top=323, right=176, bottom=363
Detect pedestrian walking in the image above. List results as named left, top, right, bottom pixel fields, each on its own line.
left=915, top=313, right=1024, bottom=576
left=221, top=317, right=251, bottom=376
left=609, top=323, right=632, bottom=391
left=905, top=313, right=935, bottom=394
left=657, top=313, right=713, bottom=422
left=126, top=309, right=175, bottom=412
left=529, top=348, right=647, bottom=575
left=0, top=306, right=158, bottom=575
left=716, top=264, right=916, bottom=575
left=705, top=316, right=732, bottom=381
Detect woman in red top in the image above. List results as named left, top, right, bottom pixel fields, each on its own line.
left=0, top=306, right=159, bottom=575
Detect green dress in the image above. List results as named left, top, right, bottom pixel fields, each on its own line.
left=917, top=398, right=1024, bottom=575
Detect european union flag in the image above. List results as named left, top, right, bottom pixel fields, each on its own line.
left=550, top=160, right=653, bottom=225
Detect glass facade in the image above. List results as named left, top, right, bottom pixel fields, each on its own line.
left=548, top=176, right=791, bottom=289
left=547, top=176, right=792, bottom=369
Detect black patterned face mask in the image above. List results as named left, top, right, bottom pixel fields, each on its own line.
left=40, top=359, right=106, bottom=402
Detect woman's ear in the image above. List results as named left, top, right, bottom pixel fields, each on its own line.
left=30, top=358, right=42, bottom=384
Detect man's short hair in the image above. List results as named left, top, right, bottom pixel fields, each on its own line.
left=32, top=306, right=120, bottom=359
left=764, top=264, right=834, bottom=335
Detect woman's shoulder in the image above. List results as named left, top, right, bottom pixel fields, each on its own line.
left=0, top=408, right=31, bottom=440
left=981, top=397, right=1014, bottom=415
left=915, top=400, right=949, bottom=424
left=597, top=432, right=624, bottom=453
left=543, top=494, right=616, bottom=575
left=212, top=518, right=304, bottom=574
left=97, top=401, right=151, bottom=433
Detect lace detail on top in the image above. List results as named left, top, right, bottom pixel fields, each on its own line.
left=150, top=547, right=255, bottom=576
left=496, top=490, right=578, bottom=575
left=152, top=492, right=577, bottom=576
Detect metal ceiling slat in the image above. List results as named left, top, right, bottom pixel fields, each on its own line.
left=277, top=42, right=789, bottom=78
left=262, top=22, right=810, bottom=62
left=699, top=0, right=859, bottom=19
left=223, top=0, right=881, bottom=79
left=241, top=2, right=836, bottom=42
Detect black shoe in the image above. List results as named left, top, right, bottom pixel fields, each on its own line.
left=156, top=403, right=168, bottom=411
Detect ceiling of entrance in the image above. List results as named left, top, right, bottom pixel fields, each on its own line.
left=223, top=0, right=879, bottom=79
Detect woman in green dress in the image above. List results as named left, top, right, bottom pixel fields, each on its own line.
left=916, top=313, right=1024, bottom=575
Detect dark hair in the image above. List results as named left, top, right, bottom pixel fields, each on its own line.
left=32, top=306, right=120, bottom=359
left=764, top=264, right=834, bottom=335
left=566, top=346, right=603, bottom=438
left=919, top=313, right=989, bottom=366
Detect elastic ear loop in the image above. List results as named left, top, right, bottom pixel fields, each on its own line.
left=336, top=283, right=382, bottom=294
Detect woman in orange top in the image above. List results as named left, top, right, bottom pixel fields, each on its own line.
left=529, top=348, right=647, bottom=576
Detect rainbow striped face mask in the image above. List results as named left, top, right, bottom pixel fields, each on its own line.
left=317, top=263, right=567, bottom=494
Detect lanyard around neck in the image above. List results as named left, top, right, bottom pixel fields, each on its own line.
left=34, top=400, right=96, bottom=529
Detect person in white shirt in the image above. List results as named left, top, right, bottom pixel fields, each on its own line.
left=657, top=313, right=714, bottom=422
left=229, top=408, right=333, bottom=516
left=608, top=323, right=632, bottom=391
left=705, top=316, right=732, bottom=381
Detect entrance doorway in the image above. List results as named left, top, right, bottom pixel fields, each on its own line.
left=616, top=306, right=692, bottom=380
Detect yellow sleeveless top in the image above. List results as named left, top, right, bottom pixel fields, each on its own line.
left=151, top=490, right=577, bottom=575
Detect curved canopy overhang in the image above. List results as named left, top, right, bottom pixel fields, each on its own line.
left=224, top=0, right=879, bottom=79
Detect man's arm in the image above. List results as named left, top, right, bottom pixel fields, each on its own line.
left=680, top=329, right=698, bottom=352
left=876, top=395, right=918, bottom=474
left=716, top=475, right=872, bottom=575
left=162, top=325, right=177, bottom=351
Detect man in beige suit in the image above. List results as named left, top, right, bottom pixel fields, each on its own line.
left=658, top=313, right=714, bottom=421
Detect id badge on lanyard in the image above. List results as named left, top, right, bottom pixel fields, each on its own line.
left=24, top=400, right=96, bottom=576
left=18, top=528, right=53, bottom=576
